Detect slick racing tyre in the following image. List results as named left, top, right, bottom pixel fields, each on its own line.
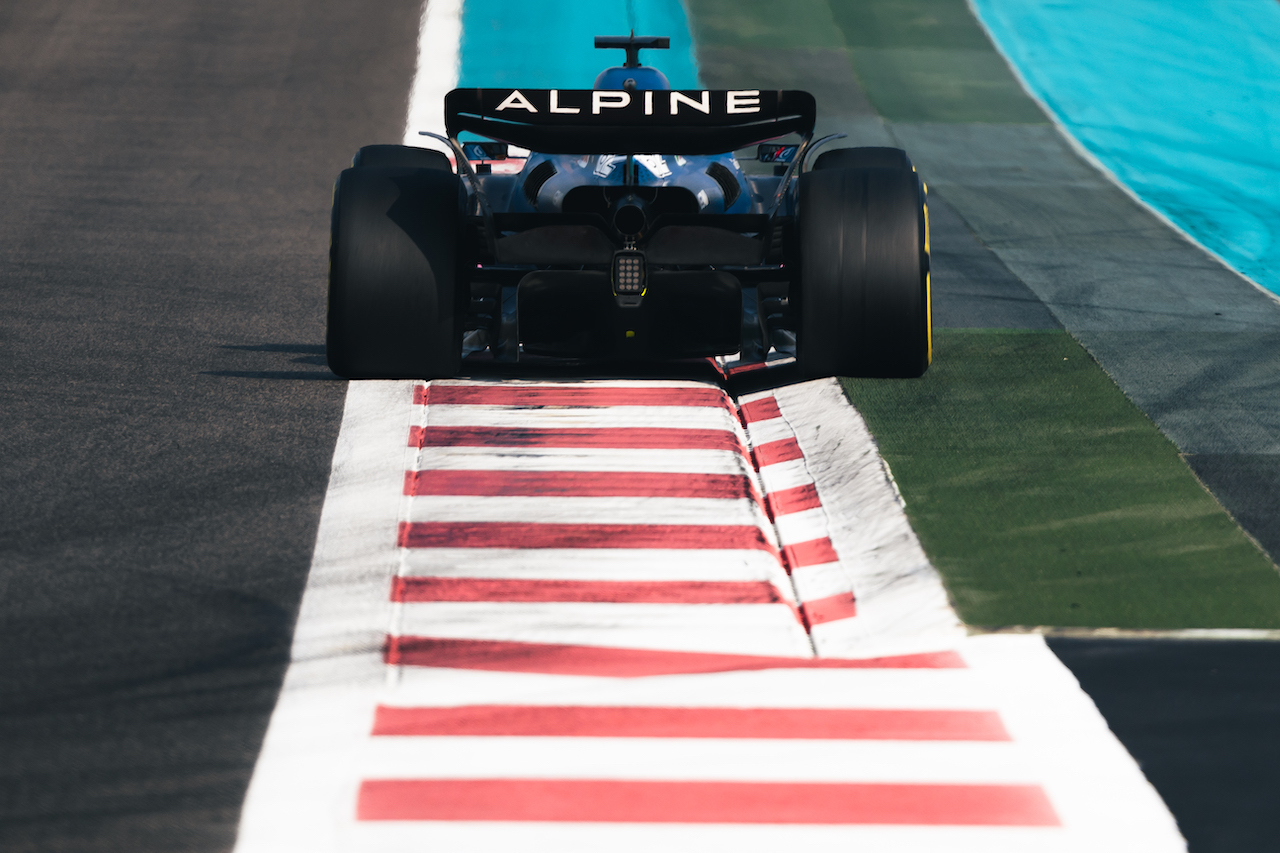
left=812, top=146, right=913, bottom=172
left=352, top=144, right=453, bottom=171
left=796, top=161, right=931, bottom=378
left=326, top=166, right=463, bottom=379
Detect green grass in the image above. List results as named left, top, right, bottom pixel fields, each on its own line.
left=829, top=0, right=1047, bottom=123
left=841, top=330, right=1280, bottom=629
left=829, top=0, right=997, bottom=49
left=848, top=47, right=1047, bottom=123
left=685, top=0, right=1048, bottom=123
left=683, top=0, right=846, bottom=49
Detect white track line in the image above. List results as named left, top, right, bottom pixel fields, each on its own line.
left=281, top=381, right=415, bottom=687
left=998, top=626, right=1280, bottom=641
left=402, top=0, right=460, bottom=150
left=235, top=381, right=416, bottom=853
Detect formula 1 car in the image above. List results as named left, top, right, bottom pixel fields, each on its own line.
left=327, top=34, right=931, bottom=379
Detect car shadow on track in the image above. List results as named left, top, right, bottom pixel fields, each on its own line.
left=460, top=357, right=809, bottom=397
left=204, top=343, right=339, bottom=381
left=202, top=344, right=817, bottom=390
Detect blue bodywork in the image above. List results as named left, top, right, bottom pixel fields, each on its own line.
left=509, top=151, right=756, bottom=215
left=444, top=41, right=807, bottom=364
left=500, top=61, right=759, bottom=216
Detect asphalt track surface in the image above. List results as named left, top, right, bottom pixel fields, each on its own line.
left=1, top=1, right=1278, bottom=852
left=0, top=1, right=415, bottom=849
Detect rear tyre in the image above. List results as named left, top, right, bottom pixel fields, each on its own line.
left=797, top=164, right=931, bottom=378
left=352, top=144, right=453, bottom=171
left=812, top=146, right=913, bottom=172
left=327, top=166, right=464, bottom=379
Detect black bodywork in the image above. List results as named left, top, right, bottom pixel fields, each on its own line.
left=425, top=86, right=827, bottom=363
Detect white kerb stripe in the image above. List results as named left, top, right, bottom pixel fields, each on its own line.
left=423, top=405, right=738, bottom=430
left=404, top=495, right=770, bottom=526
left=413, top=446, right=752, bottom=474
left=744, top=417, right=796, bottom=446
left=757, top=458, right=817, bottom=493
left=388, top=666, right=1000, bottom=711
left=359, top=737, right=1035, bottom=784
left=400, top=547, right=797, bottom=589
left=772, top=507, right=831, bottom=545
left=394, top=601, right=813, bottom=657
left=345, top=823, right=1072, bottom=853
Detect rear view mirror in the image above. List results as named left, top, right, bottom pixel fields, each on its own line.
left=462, top=142, right=509, bottom=161
left=757, top=144, right=798, bottom=164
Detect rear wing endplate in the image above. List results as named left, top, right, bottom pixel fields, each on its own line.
left=444, top=88, right=816, bottom=154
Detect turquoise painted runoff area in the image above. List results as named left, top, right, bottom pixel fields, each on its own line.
left=973, top=0, right=1280, bottom=296
left=458, top=0, right=700, bottom=89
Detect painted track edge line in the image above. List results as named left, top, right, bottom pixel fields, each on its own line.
left=979, top=626, right=1280, bottom=641
left=403, top=0, right=460, bottom=149
left=233, top=380, right=420, bottom=853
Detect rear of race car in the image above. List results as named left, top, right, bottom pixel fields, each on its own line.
left=326, top=36, right=931, bottom=381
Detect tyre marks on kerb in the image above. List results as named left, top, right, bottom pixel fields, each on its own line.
left=395, top=380, right=811, bottom=661
left=236, top=378, right=1186, bottom=852
left=741, top=389, right=854, bottom=630
left=378, top=379, right=1042, bottom=826
left=391, top=576, right=785, bottom=604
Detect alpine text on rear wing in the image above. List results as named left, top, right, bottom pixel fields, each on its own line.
left=444, top=89, right=817, bottom=155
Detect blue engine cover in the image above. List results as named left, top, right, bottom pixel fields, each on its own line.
left=593, top=64, right=671, bottom=91
left=500, top=59, right=755, bottom=216
left=510, top=151, right=755, bottom=215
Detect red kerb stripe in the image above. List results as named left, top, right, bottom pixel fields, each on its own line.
left=391, top=577, right=782, bottom=605
left=357, top=779, right=1059, bottom=825
left=416, top=384, right=730, bottom=408
left=725, top=360, right=771, bottom=376
left=765, top=483, right=822, bottom=516
left=739, top=396, right=782, bottom=424
left=384, top=636, right=966, bottom=676
left=801, top=592, right=858, bottom=625
left=404, top=470, right=757, bottom=500
left=398, top=522, right=780, bottom=557
left=754, top=437, right=804, bottom=467
left=370, top=705, right=1010, bottom=741
left=783, top=537, right=839, bottom=568
left=408, top=426, right=746, bottom=454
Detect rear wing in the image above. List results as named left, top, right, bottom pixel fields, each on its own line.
left=443, top=88, right=816, bottom=155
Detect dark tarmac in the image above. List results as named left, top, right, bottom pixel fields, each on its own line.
left=0, top=0, right=415, bottom=848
